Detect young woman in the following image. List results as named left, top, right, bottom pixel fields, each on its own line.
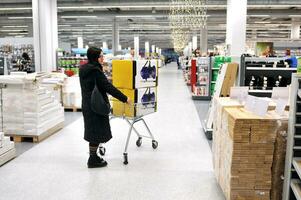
left=79, top=47, right=131, bottom=168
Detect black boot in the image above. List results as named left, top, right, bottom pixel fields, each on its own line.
left=87, top=154, right=108, bottom=168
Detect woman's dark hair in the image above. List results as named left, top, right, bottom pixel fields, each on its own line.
left=87, top=47, right=102, bottom=63
left=22, top=52, right=30, bottom=60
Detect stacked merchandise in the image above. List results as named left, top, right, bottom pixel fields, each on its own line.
left=213, top=100, right=288, bottom=200
left=270, top=114, right=288, bottom=200
left=0, top=133, right=16, bottom=166
left=211, top=56, right=231, bottom=95
left=241, top=57, right=296, bottom=97
left=40, top=73, right=67, bottom=104
left=212, top=97, right=288, bottom=200
left=0, top=74, right=64, bottom=140
left=58, top=57, right=88, bottom=77
left=0, top=44, right=34, bottom=73
left=192, top=57, right=210, bottom=99
left=62, top=76, right=81, bottom=109
left=220, top=107, right=277, bottom=200
left=112, top=59, right=158, bottom=117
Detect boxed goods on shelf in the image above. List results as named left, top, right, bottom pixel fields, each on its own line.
left=0, top=74, right=64, bottom=138
left=213, top=104, right=288, bottom=200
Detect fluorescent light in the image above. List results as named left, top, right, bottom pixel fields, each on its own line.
left=8, top=17, right=32, bottom=19
left=8, top=33, right=28, bottom=35
left=0, top=7, right=31, bottom=11
left=85, top=25, right=101, bottom=27
left=58, top=25, right=71, bottom=27
left=248, top=15, right=270, bottom=17
left=0, top=29, right=27, bottom=32
left=2, top=25, right=28, bottom=28
left=61, top=16, right=97, bottom=19
left=254, top=21, right=271, bottom=24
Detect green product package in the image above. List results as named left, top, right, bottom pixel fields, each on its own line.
left=298, top=58, right=301, bottom=73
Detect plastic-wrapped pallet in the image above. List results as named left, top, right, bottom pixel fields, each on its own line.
left=0, top=132, right=16, bottom=166
left=62, top=76, right=81, bottom=109
left=0, top=74, right=64, bottom=138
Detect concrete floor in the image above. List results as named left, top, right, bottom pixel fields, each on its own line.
left=0, top=63, right=225, bottom=200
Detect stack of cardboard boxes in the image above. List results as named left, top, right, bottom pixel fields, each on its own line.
left=112, top=59, right=158, bottom=117
left=213, top=97, right=288, bottom=200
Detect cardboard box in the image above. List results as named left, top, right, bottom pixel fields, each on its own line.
left=221, top=63, right=238, bottom=97
left=112, top=87, right=157, bottom=117
left=112, top=59, right=158, bottom=89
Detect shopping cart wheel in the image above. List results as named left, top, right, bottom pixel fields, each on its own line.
left=123, top=153, right=128, bottom=165
left=99, top=146, right=106, bottom=156
left=152, top=140, right=158, bottom=149
left=136, top=137, right=142, bottom=147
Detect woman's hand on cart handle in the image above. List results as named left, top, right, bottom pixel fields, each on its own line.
left=126, top=97, right=132, bottom=105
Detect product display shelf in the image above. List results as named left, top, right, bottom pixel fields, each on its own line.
left=210, top=56, right=232, bottom=96
left=191, top=57, right=211, bottom=100
left=283, top=74, right=301, bottom=200
left=58, top=56, right=88, bottom=77
left=240, top=56, right=296, bottom=98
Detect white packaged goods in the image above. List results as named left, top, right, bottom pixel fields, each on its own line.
left=0, top=132, right=16, bottom=166
left=0, top=74, right=65, bottom=136
left=63, top=76, right=81, bottom=108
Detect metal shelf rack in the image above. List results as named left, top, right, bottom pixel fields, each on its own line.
left=283, top=73, right=301, bottom=200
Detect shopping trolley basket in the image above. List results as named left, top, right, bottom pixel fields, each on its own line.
left=104, top=100, right=158, bottom=165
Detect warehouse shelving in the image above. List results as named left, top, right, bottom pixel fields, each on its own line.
left=283, top=74, right=301, bottom=200
left=240, top=55, right=296, bottom=97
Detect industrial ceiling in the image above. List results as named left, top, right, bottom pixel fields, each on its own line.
left=0, top=0, right=300, bottom=50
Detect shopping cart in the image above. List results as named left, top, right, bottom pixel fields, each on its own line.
left=100, top=100, right=158, bottom=165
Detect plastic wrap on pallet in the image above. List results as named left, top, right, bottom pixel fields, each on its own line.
left=0, top=74, right=65, bottom=136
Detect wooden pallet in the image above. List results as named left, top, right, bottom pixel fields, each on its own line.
left=64, top=106, right=82, bottom=112
left=6, top=122, right=64, bottom=143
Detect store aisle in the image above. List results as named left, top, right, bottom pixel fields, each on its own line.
left=0, top=63, right=224, bottom=200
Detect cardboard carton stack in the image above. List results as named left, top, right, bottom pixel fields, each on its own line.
left=0, top=132, right=16, bottom=166
left=112, top=59, right=158, bottom=117
left=0, top=75, right=64, bottom=137
left=270, top=112, right=288, bottom=200
left=216, top=107, right=278, bottom=200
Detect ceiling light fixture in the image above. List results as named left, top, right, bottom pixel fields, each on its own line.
left=2, top=25, right=28, bottom=28
left=61, top=16, right=97, bottom=19
left=0, top=7, right=31, bottom=11
left=8, top=17, right=33, bottom=19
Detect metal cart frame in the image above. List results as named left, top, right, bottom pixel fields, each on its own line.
left=102, top=102, right=158, bottom=165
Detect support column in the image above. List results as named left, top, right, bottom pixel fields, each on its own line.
left=32, top=0, right=58, bottom=72
left=151, top=45, right=155, bottom=56
left=200, top=27, right=208, bottom=54
left=192, top=35, right=198, bottom=51
left=291, top=18, right=301, bottom=40
left=145, top=41, right=150, bottom=57
left=134, top=36, right=139, bottom=59
left=226, top=0, right=247, bottom=56
left=77, top=37, right=83, bottom=49
left=112, top=17, right=119, bottom=55
left=102, top=41, right=108, bottom=50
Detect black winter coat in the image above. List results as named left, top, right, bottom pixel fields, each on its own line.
left=79, top=62, right=127, bottom=144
